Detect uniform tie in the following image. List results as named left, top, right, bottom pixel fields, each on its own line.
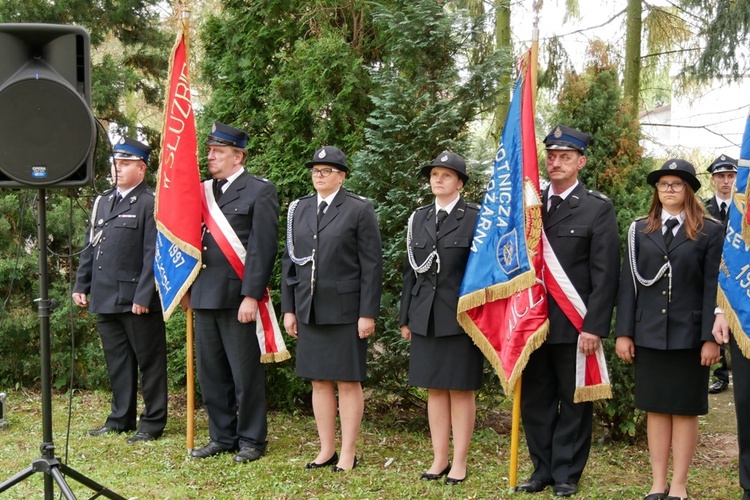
left=664, top=218, right=679, bottom=248
left=115, top=192, right=123, bottom=204
left=720, top=201, right=727, bottom=222
left=548, top=195, right=563, bottom=216
left=317, top=201, right=328, bottom=226
left=436, top=209, right=448, bottom=234
left=213, top=178, right=227, bottom=200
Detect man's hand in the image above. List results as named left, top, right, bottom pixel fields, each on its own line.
left=579, top=331, right=601, bottom=356
left=72, top=292, right=88, bottom=307
left=712, top=313, right=730, bottom=345
left=132, top=303, right=149, bottom=315
left=238, top=296, right=259, bottom=324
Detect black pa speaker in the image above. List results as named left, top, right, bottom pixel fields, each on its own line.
left=0, top=24, right=95, bottom=187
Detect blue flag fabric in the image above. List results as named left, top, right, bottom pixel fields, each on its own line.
left=718, top=108, right=750, bottom=357
left=459, top=77, right=533, bottom=297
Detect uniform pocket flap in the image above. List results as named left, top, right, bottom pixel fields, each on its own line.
left=117, top=269, right=140, bottom=282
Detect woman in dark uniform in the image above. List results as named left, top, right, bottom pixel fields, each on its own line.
left=400, top=151, right=483, bottom=485
left=281, top=146, right=382, bottom=472
left=615, top=159, right=723, bottom=500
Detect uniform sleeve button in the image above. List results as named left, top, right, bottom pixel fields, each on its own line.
left=661, top=309, right=666, bottom=314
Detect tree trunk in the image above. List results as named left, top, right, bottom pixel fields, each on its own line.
left=623, top=0, right=642, bottom=114
left=493, top=0, right=511, bottom=141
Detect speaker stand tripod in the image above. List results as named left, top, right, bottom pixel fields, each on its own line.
left=0, top=189, right=125, bottom=500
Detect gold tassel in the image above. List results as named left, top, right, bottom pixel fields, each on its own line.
left=574, top=384, right=612, bottom=403
left=717, top=289, right=750, bottom=359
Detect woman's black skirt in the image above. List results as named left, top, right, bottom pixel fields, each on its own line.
left=408, top=331, right=484, bottom=391
left=295, top=322, right=367, bottom=382
left=634, top=346, right=709, bottom=416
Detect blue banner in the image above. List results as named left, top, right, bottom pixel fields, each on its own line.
left=460, top=77, right=531, bottom=296
left=718, top=110, right=750, bottom=355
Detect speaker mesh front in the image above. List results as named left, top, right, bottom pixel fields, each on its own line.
left=0, top=78, right=94, bottom=185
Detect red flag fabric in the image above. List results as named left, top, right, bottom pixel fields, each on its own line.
left=153, top=30, right=202, bottom=320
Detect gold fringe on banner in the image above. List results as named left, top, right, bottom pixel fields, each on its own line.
left=717, top=287, right=750, bottom=359
left=260, top=350, right=291, bottom=364
left=575, top=384, right=612, bottom=403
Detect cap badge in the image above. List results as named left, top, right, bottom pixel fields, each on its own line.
left=553, top=126, right=562, bottom=138
left=119, top=137, right=126, bottom=144
left=440, top=155, right=449, bottom=162
left=211, top=123, right=217, bottom=133
left=668, top=162, right=677, bottom=170
left=318, top=149, right=327, bottom=159
left=720, top=155, right=726, bottom=161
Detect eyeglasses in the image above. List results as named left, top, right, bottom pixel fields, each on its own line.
left=655, top=181, right=685, bottom=192
left=311, top=167, right=340, bottom=177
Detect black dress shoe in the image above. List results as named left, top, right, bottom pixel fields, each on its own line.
left=553, top=482, right=578, bottom=497
left=87, top=425, right=120, bottom=436
left=191, top=441, right=230, bottom=459
left=516, top=479, right=551, bottom=493
left=305, top=452, right=338, bottom=470
left=234, top=446, right=264, bottom=463
left=709, top=380, right=728, bottom=394
left=420, top=462, right=451, bottom=481
left=126, top=432, right=156, bottom=444
left=332, top=456, right=358, bottom=472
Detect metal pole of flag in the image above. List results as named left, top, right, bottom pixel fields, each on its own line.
left=180, top=6, right=196, bottom=454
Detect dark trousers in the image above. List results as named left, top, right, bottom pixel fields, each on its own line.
left=194, top=309, right=267, bottom=451
left=521, top=342, right=593, bottom=485
left=97, top=312, right=167, bottom=435
left=730, top=335, right=750, bottom=499
left=713, top=345, right=730, bottom=383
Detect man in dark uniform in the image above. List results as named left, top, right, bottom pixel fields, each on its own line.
left=187, top=122, right=279, bottom=463
left=73, top=137, right=167, bottom=444
left=703, top=155, right=737, bottom=394
left=516, top=125, right=620, bottom=497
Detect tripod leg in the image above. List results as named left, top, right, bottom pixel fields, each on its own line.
left=48, top=466, right=76, bottom=500
left=0, top=466, right=36, bottom=493
left=58, top=463, right=127, bottom=500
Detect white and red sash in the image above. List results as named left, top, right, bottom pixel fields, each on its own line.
left=201, top=183, right=289, bottom=363
left=542, top=231, right=611, bottom=402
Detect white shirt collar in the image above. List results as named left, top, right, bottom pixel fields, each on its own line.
left=317, top=188, right=340, bottom=208
left=221, top=168, right=245, bottom=191
left=548, top=181, right=578, bottom=209
left=435, top=194, right=460, bottom=215
left=660, top=209, right=684, bottom=227
left=715, top=194, right=731, bottom=206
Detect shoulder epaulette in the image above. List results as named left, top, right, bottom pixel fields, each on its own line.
left=345, top=192, right=369, bottom=203
left=465, top=202, right=480, bottom=211
left=586, top=189, right=610, bottom=202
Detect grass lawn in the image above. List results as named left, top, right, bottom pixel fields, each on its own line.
left=0, top=388, right=741, bottom=499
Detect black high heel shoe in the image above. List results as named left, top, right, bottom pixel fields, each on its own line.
left=332, top=456, right=358, bottom=472
left=420, top=462, right=451, bottom=481
left=305, top=452, right=338, bottom=470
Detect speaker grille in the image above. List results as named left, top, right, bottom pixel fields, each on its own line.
left=0, top=78, right=94, bottom=185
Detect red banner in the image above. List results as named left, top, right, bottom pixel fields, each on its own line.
left=153, top=30, right=202, bottom=320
